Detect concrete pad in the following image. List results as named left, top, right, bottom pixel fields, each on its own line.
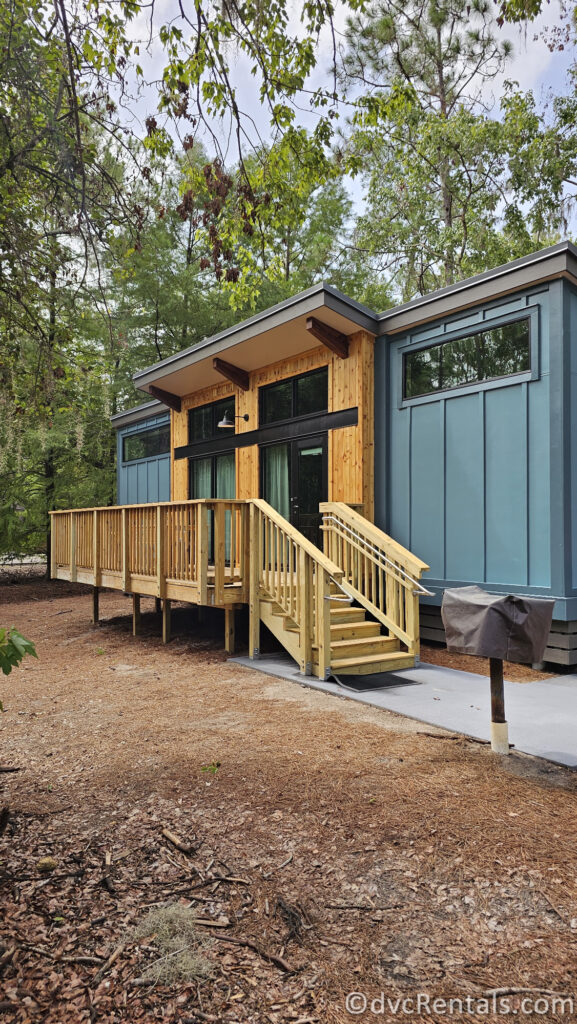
left=230, top=654, right=577, bottom=768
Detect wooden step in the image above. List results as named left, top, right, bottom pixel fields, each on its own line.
left=329, top=652, right=416, bottom=675
left=329, top=607, right=366, bottom=623
left=329, top=621, right=381, bottom=641
left=330, top=636, right=400, bottom=658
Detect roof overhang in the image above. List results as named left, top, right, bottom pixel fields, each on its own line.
left=134, top=284, right=379, bottom=399
left=110, top=399, right=168, bottom=429
left=377, top=241, right=577, bottom=335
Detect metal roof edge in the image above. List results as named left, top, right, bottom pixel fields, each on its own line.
left=376, top=241, right=577, bottom=333
left=133, top=283, right=380, bottom=387
left=111, top=399, right=169, bottom=429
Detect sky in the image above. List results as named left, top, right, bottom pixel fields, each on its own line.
left=122, top=0, right=577, bottom=157
left=496, top=10, right=574, bottom=100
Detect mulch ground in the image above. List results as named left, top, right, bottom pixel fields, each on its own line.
left=1, top=579, right=577, bottom=1023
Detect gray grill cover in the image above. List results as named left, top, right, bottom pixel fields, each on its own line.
left=441, top=586, right=554, bottom=663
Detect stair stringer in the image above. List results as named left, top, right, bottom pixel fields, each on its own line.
left=258, top=598, right=317, bottom=676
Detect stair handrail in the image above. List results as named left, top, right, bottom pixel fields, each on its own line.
left=321, top=515, right=434, bottom=596
left=320, top=502, right=431, bottom=655
left=250, top=499, right=344, bottom=579
left=249, top=499, right=346, bottom=678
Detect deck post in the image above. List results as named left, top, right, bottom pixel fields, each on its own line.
left=162, top=599, right=172, bottom=644
left=299, top=548, right=313, bottom=675
left=92, top=587, right=99, bottom=624
left=93, top=510, right=101, bottom=589
left=121, top=508, right=129, bottom=592
left=133, top=594, right=141, bottom=636
left=70, top=512, right=77, bottom=583
left=156, top=505, right=166, bottom=600
left=197, top=504, right=208, bottom=607
left=224, top=606, right=235, bottom=654
left=49, top=515, right=57, bottom=579
left=248, top=504, right=260, bottom=659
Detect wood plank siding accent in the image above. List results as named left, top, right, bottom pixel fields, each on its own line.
left=170, top=330, right=375, bottom=518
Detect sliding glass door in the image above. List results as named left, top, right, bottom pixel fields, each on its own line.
left=261, top=435, right=327, bottom=547
left=189, top=452, right=236, bottom=561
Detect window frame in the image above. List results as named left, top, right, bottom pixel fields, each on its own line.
left=121, top=421, right=171, bottom=465
left=188, top=396, right=236, bottom=445
left=398, top=305, right=540, bottom=408
left=259, top=366, right=329, bottom=428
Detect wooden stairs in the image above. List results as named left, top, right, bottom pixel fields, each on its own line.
left=259, top=583, right=416, bottom=677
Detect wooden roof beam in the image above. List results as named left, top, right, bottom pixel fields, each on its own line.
left=213, top=357, right=250, bottom=391
left=306, top=316, right=349, bottom=359
left=148, top=384, right=182, bottom=412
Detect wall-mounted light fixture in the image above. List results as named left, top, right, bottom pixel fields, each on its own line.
left=217, top=411, right=250, bottom=429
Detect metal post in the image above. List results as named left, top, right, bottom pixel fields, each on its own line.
left=489, top=657, right=509, bottom=754
left=92, top=586, right=100, bottom=624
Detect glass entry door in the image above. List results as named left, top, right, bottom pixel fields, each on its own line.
left=261, top=435, right=327, bottom=547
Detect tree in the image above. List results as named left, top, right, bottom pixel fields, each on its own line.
left=337, top=0, right=529, bottom=296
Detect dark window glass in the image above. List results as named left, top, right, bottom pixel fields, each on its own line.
left=190, top=405, right=213, bottom=441
left=189, top=397, right=235, bottom=442
left=404, top=319, right=530, bottom=399
left=261, top=380, right=293, bottom=424
left=260, top=367, right=328, bottom=425
left=122, top=424, right=170, bottom=463
left=296, top=369, right=328, bottom=418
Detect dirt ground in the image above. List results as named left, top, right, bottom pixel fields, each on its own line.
left=1, top=580, right=577, bottom=1024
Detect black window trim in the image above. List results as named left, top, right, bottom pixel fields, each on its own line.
left=174, top=406, right=358, bottom=461
left=259, top=365, right=329, bottom=428
left=188, top=396, right=236, bottom=445
left=401, top=311, right=535, bottom=403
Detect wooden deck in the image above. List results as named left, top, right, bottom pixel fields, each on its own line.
left=50, top=499, right=430, bottom=677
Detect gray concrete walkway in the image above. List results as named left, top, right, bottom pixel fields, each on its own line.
left=231, top=654, right=577, bottom=768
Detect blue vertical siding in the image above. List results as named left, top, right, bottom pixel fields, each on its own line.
left=116, top=414, right=171, bottom=505
left=379, top=286, right=554, bottom=606
left=444, top=393, right=484, bottom=582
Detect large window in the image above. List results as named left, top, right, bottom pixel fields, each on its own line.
left=122, top=424, right=170, bottom=463
left=260, top=367, right=328, bottom=425
left=403, top=318, right=531, bottom=400
left=189, top=397, right=234, bottom=443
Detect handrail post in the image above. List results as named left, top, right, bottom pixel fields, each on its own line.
left=121, top=507, right=129, bottom=592
left=197, top=503, right=208, bottom=606
left=70, top=512, right=77, bottom=583
left=406, top=589, right=420, bottom=658
left=214, top=502, right=225, bottom=606
left=248, top=503, right=261, bottom=659
left=298, top=548, right=312, bottom=676
left=316, top=568, right=332, bottom=680
left=241, top=503, right=250, bottom=602
left=156, top=505, right=166, bottom=600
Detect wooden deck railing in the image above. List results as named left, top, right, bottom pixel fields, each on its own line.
left=320, top=502, right=430, bottom=656
left=50, top=500, right=250, bottom=607
left=50, top=499, right=429, bottom=673
left=249, top=500, right=345, bottom=678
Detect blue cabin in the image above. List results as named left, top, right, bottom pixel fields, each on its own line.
left=112, top=400, right=171, bottom=505
left=108, top=240, right=577, bottom=665
left=373, top=243, right=577, bottom=662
